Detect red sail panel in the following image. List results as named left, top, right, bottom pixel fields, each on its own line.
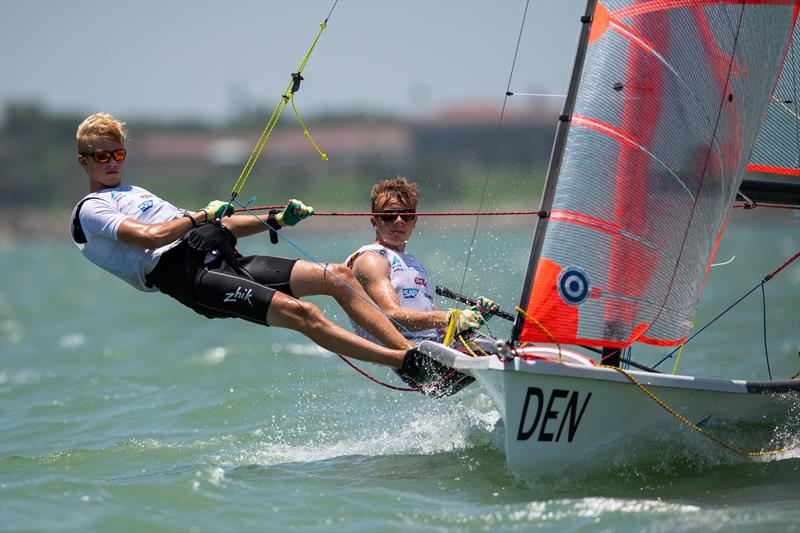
left=747, top=16, right=799, bottom=177
left=518, top=0, right=797, bottom=348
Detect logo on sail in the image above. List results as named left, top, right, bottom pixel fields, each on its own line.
left=557, top=267, right=590, bottom=306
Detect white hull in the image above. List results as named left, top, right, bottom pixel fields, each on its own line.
left=418, top=341, right=799, bottom=474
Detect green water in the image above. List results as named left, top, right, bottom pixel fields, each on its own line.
left=1, top=209, right=798, bottom=532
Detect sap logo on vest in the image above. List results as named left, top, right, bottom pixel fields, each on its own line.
left=414, top=277, right=427, bottom=287
left=402, top=288, right=420, bottom=299
left=516, top=387, right=592, bottom=443
left=137, top=199, right=154, bottom=212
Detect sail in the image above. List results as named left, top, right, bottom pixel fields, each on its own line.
left=747, top=16, right=799, bottom=177
left=515, top=1, right=799, bottom=349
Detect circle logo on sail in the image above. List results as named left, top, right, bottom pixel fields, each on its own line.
left=557, top=267, right=590, bottom=305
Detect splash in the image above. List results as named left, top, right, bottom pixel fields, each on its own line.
left=214, top=395, right=501, bottom=468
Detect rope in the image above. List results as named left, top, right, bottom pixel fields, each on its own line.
left=515, top=306, right=562, bottom=362
left=336, top=354, right=419, bottom=392
left=598, top=364, right=800, bottom=458
left=764, top=250, right=799, bottom=282
left=234, top=206, right=545, bottom=217
left=231, top=198, right=421, bottom=343
left=732, top=203, right=799, bottom=210
left=761, top=283, right=773, bottom=380
left=654, top=250, right=800, bottom=370
left=456, top=0, right=531, bottom=301
left=229, top=5, right=337, bottom=201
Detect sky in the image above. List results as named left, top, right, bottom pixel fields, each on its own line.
left=0, top=0, right=586, bottom=122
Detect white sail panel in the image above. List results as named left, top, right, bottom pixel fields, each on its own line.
left=518, top=0, right=798, bottom=348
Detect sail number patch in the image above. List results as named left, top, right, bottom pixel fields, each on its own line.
left=516, top=387, right=592, bottom=442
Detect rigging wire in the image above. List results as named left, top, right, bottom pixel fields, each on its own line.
left=653, top=250, right=800, bottom=372
left=761, top=282, right=772, bottom=380
left=456, top=0, right=532, bottom=300
left=232, top=197, right=421, bottom=343
left=228, top=2, right=338, bottom=202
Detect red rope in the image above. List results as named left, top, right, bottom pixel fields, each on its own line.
left=336, top=354, right=420, bottom=392
left=337, top=353, right=463, bottom=394
left=732, top=203, right=799, bottom=210
left=239, top=204, right=797, bottom=215
left=764, top=250, right=800, bottom=282
left=235, top=206, right=544, bottom=217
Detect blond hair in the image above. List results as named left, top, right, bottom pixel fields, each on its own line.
left=76, top=113, right=126, bottom=154
left=370, top=176, right=420, bottom=212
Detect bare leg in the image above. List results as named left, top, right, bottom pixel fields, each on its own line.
left=266, top=291, right=405, bottom=368
left=289, top=261, right=413, bottom=350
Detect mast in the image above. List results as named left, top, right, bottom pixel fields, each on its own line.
left=511, top=0, right=598, bottom=343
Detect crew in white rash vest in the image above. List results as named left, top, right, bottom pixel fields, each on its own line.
left=346, top=177, right=499, bottom=346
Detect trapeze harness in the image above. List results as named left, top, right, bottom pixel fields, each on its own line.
left=346, top=244, right=440, bottom=343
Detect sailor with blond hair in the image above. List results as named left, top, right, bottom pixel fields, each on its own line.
left=69, top=112, right=453, bottom=393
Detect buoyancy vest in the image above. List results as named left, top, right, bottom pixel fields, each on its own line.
left=346, top=243, right=439, bottom=343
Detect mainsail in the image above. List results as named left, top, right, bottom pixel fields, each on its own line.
left=514, top=0, right=799, bottom=349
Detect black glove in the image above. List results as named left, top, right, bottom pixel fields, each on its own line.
left=395, top=348, right=475, bottom=398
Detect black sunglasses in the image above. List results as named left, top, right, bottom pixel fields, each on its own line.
left=81, top=148, right=126, bottom=164
left=377, top=209, right=417, bottom=222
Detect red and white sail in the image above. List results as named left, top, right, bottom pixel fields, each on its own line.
left=515, top=1, right=799, bottom=348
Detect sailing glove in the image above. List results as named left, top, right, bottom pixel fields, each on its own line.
left=447, top=307, right=486, bottom=334
left=275, top=199, right=314, bottom=227
left=475, top=296, right=500, bottom=320
left=202, top=200, right=235, bottom=221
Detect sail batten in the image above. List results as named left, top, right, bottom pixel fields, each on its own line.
left=515, top=1, right=797, bottom=348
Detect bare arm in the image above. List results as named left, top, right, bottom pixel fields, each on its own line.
left=222, top=213, right=272, bottom=238
left=117, top=211, right=204, bottom=248
left=352, top=252, right=448, bottom=332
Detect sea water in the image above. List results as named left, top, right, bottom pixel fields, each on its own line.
left=1, top=209, right=798, bottom=532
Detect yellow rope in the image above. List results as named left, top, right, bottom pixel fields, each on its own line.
left=598, top=364, right=800, bottom=457
left=468, top=338, right=491, bottom=357
left=515, top=306, right=562, bottom=362
left=229, top=21, right=330, bottom=200
left=443, top=309, right=458, bottom=346
left=458, top=335, right=479, bottom=357
left=671, top=319, right=693, bottom=375
left=290, top=94, right=328, bottom=160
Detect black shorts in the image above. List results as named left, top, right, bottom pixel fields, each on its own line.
left=145, top=240, right=297, bottom=325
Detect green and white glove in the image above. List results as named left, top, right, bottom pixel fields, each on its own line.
left=275, top=198, right=314, bottom=227
left=202, top=200, right=234, bottom=221
left=475, top=296, right=499, bottom=320
left=447, top=307, right=487, bottom=334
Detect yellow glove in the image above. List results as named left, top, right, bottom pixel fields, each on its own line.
left=275, top=199, right=314, bottom=227
left=203, top=200, right=234, bottom=221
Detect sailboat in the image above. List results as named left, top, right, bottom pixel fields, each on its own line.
left=420, top=0, right=800, bottom=474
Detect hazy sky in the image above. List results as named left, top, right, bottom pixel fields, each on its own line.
left=1, top=0, right=585, bottom=121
